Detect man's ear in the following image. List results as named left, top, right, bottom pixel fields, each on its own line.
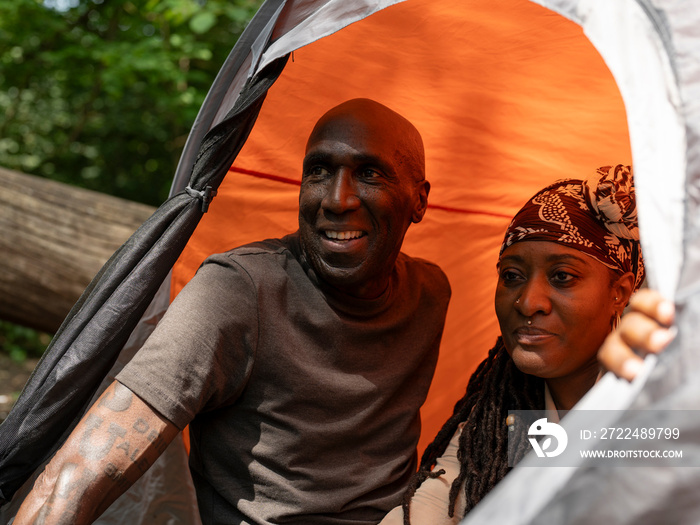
left=411, top=180, right=430, bottom=224
left=613, top=271, right=636, bottom=313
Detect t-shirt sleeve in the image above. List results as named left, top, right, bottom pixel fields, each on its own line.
left=116, top=254, right=259, bottom=429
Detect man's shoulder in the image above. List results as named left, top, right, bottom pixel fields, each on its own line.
left=180, top=235, right=304, bottom=305
left=228, top=235, right=293, bottom=256
left=396, top=252, right=449, bottom=278
left=396, top=252, right=452, bottom=296
left=196, top=234, right=304, bottom=291
left=208, top=234, right=299, bottom=265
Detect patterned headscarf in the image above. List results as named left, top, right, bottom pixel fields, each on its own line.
left=499, top=165, right=645, bottom=290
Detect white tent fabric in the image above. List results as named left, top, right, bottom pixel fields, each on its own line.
left=463, top=1, right=700, bottom=522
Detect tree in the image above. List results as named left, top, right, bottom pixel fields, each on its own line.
left=0, top=0, right=263, bottom=207
left=0, top=0, right=262, bottom=347
left=0, top=166, right=155, bottom=335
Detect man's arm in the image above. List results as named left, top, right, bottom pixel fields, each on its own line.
left=14, top=380, right=180, bottom=525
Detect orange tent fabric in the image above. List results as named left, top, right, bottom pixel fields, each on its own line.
left=172, top=0, right=631, bottom=453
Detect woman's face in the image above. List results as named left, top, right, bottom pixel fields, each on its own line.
left=495, top=241, right=620, bottom=381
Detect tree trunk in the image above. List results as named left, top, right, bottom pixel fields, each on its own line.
left=0, top=167, right=156, bottom=334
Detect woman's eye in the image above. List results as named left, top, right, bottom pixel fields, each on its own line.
left=551, top=271, right=575, bottom=284
left=500, top=270, right=522, bottom=283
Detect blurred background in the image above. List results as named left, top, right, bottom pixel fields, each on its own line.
left=0, top=0, right=263, bottom=421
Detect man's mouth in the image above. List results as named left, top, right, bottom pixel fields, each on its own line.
left=324, top=230, right=365, bottom=241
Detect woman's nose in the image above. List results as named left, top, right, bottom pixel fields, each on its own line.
left=515, top=278, right=552, bottom=317
left=322, top=169, right=361, bottom=214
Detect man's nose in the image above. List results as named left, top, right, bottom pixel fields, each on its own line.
left=322, top=169, right=361, bottom=214
left=515, top=277, right=552, bottom=318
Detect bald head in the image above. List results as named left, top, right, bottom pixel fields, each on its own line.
left=298, top=98, right=431, bottom=298
left=306, top=98, right=426, bottom=182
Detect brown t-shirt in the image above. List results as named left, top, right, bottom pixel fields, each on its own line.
left=117, top=233, right=451, bottom=525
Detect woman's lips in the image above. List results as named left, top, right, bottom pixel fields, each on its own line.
left=514, top=326, right=556, bottom=345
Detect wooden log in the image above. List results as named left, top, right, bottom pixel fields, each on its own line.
left=0, top=167, right=156, bottom=334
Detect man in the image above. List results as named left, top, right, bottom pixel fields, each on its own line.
left=14, top=99, right=451, bottom=525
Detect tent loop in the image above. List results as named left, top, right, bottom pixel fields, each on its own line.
left=185, top=185, right=218, bottom=212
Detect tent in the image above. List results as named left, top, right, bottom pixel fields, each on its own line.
left=1, top=0, right=697, bottom=523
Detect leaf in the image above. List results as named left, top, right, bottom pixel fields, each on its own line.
left=0, top=0, right=262, bottom=206
left=189, top=11, right=216, bottom=34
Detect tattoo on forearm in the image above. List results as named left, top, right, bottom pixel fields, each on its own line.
left=77, top=400, right=169, bottom=480
left=133, top=418, right=169, bottom=454
left=36, top=463, right=93, bottom=523
left=33, top=504, right=79, bottom=525
left=104, top=462, right=132, bottom=493
left=26, top=385, right=174, bottom=524
left=79, top=414, right=127, bottom=461
left=148, top=429, right=169, bottom=454
left=48, top=463, right=97, bottom=503
left=98, top=383, right=134, bottom=413
left=33, top=503, right=56, bottom=525
left=134, top=456, right=151, bottom=474
left=133, top=418, right=149, bottom=434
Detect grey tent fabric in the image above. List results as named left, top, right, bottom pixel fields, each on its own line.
left=0, top=54, right=289, bottom=506
left=170, top=0, right=287, bottom=195
left=0, top=286, right=204, bottom=524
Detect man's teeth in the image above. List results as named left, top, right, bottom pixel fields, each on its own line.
left=325, top=230, right=363, bottom=240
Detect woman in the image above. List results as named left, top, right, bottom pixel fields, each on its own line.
left=379, top=164, right=647, bottom=525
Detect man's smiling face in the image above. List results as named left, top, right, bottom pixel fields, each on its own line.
left=298, top=99, right=429, bottom=299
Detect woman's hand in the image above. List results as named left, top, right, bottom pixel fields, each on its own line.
left=598, top=289, right=676, bottom=381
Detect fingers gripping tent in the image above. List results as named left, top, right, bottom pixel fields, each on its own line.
left=0, top=0, right=696, bottom=522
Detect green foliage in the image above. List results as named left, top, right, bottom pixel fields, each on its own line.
left=0, top=321, right=52, bottom=361
left=0, top=0, right=262, bottom=360
left=0, top=0, right=262, bottom=206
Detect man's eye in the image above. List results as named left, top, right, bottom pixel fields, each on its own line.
left=360, top=168, right=381, bottom=179
left=306, top=166, right=330, bottom=177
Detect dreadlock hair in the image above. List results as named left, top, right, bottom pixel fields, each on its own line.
left=401, top=337, right=544, bottom=524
